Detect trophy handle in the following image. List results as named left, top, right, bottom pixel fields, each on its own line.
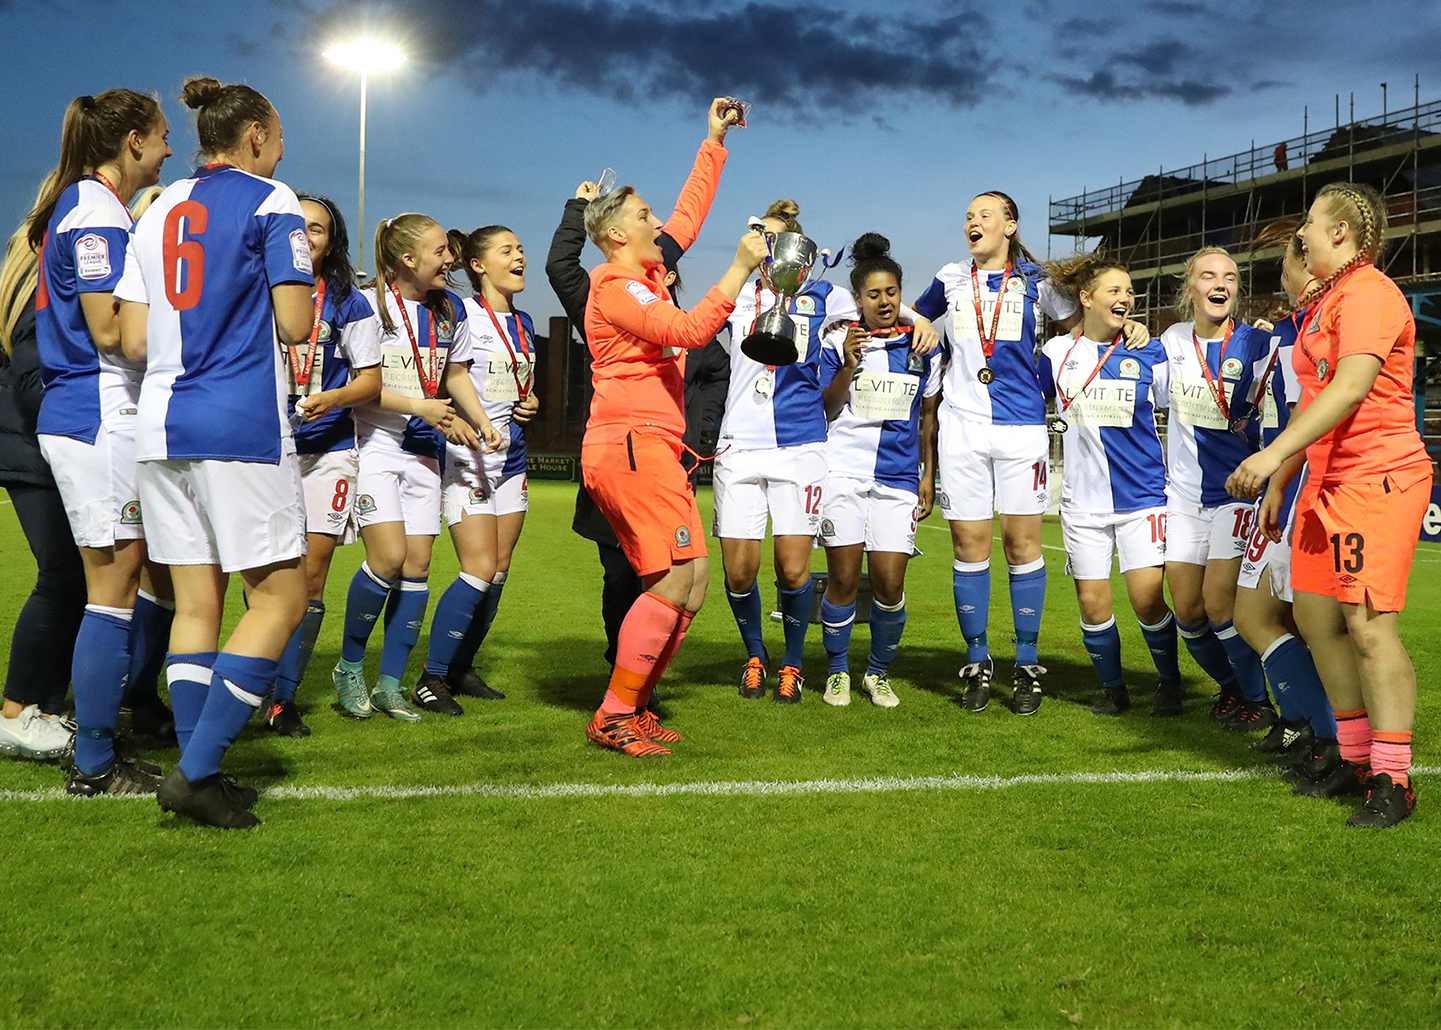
left=802, top=247, right=845, bottom=293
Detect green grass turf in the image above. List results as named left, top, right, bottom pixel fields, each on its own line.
left=1, top=481, right=1439, bottom=1029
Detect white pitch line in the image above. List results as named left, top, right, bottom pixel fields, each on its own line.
left=5, top=765, right=1438, bottom=805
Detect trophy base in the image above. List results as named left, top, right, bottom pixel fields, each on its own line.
left=741, top=331, right=800, bottom=366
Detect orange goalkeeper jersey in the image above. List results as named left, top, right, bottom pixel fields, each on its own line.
left=584, top=139, right=736, bottom=440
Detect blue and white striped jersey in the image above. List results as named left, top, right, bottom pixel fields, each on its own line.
left=1157, top=320, right=1269, bottom=508
left=717, top=278, right=857, bottom=451
left=1039, top=334, right=1168, bottom=515
left=820, top=329, right=941, bottom=491
left=914, top=260, right=1077, bottom=426
left=36, top=178, right=142, bottom=443
left=461, top=296, right=533, bottom=476
left=351, top=285, right=472, bottom=460
left=287, top=285, right=381, bottom=454
left=115, top=164, right=313, bottom=463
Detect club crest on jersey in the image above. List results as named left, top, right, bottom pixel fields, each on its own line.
left=119, top=500, right=141, bottom=525
left=675, top=526, right=691, bottom=547
left=820, top=518, right=836, bottom=537
left=355, top=494, right=376, bottom=515
left=317, top=320, right=333, bottom=343
left=437, top=320, right=454, bottom=343
left=1316, top=358, right=1330, bottom=381
left=75, top=233, right=112, bottom=280
left=938, top=491, right=951, bottom=510
left=1118, top=357, right=1141, bottom=379
left=1006, top=276, right=1026, bottom=293
left=1220, top=357, right=1244, bottom=380
left=907, top=352, right=924, bottom=373
left=793, top=295, right=817, bottom=316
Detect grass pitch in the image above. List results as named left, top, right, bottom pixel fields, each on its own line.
left=1, top=481, right=1439, bottom=1029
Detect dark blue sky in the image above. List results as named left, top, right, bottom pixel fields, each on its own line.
left=4, top=0, right=1439, bottom=322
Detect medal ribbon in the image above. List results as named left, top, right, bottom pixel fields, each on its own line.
left=970, top=260, right=1013, bottom=362
left=478, top=293, right=532, bottom=400
left=390, top=285, right=440, bottom=398
left=1056, top=331, right=1124, bottom=414
left=1192, top=318, right=1235, bottom=420
left=1248, top=308, right=1300, bottom=426
left=289, top=279, right=327, bottom=395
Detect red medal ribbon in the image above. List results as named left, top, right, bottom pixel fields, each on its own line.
left=478, top=293, right=532, bottom=400
left=90, top=172, right=132, bottom=225
left=1192, top=318, right=1235, bottom=420
left=970, top=260, right=1013, bottom=361
left=1057, top=331, right=1124, bottom=414
left=852, top=321, right=915, bottom=339
left=289, top=279, right=327, bottom=395
left=390, top=285, right=440, bottom=398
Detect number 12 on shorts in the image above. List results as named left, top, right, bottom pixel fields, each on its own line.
left=804, top=485, right=822, bottom=516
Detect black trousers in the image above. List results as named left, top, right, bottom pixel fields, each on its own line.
left=597, top=541, right=643, bottom=668
left=4, top=483, right=85, bottom=712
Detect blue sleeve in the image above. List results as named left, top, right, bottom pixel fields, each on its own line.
left=1038, top=351, right=1055, bottom=401
left=337, top=289, right=374, bottom=327
left=914, top=275, right=948, bottom=322
left=72, top=225, right=132, bottom=294
left=818, top=335, right=843, bottom=389
left=260, top=210, right=313, bottom=288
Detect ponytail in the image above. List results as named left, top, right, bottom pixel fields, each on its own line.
left=180, top=76, right=273, bottom=158
left=1305, top=182, right=1388, bottom=304
left=25, top=89, right=161, bottom=251
left=365, top=213, right=452, bottom=335
left=446, top=225, right=514, bottom=295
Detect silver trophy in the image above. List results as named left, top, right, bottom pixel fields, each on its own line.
left=741, top=230, right=839, bottom=366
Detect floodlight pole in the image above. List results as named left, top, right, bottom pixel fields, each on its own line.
left=358, top=70, right=368, bottom=276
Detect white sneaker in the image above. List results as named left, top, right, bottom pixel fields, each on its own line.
left=862, top=673, right=900, bottom=708
left=823, top=672, right=851, bottom=707
left=0, top=705, right=75, bottom=760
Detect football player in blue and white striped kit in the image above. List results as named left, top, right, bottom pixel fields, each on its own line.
left=1038, top=257, right=1183, bottom=716
left=816, top=234, right=940, bottom=708
left=715, top=199, right=857, bottom=706
left=913, top=192, right=1147, bottom=715
left=1232, top=223, right=1335, bottom=762
left=31, top=88, right=174, bottom=793
left=117, top=77, right=316, bottom=827
left=412, top=225, right=541, bottom=715
left=332, top=214, right=499, bottom=722
left=1158, top=247, right=1273, bottom=727
left=264, top=194, right=382, bottom=737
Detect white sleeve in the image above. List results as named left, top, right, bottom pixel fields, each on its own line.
left=1279, top=345, right=1301, bottom=404
left=1038, top=278, right=1078, bottom=322
left=112, top=233, right=147, bottom=305
left=447, top=311, right=473, bottom=366
left=825, top=284, right=859, bottom=324
left=1152, top=353, right=1170, bottom=409
left=923, top=351, right=942, bottom=398
left=343, top=311, right=382, bottom=370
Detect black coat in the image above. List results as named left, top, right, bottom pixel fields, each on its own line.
left=0, top=297, right=55, bottom=488
left=547, top=198, right=730, bottom=545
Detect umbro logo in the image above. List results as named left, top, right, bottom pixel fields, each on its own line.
left=1019, top=607, right=1037, bottom=616
left=960, top=605, right=976, bottom=613
left=448, top=630, right=464, bottom=639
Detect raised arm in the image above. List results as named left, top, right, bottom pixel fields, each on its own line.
left=546, top=190, right=594, bottom=334
left=659, top=99, right=739, bottom=252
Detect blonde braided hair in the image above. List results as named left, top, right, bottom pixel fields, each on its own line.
left=1304, top=182, right=1387, bottom=304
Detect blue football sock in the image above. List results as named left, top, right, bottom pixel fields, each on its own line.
left=1262, top=633, right=1337, bottom=736
left=124, top=590, right=173, bottom=703
left=379, top=577, right=429, bottom=682
left=952, top=559, right=990, bottom=664
left=341, top=562, right=394, bottom=664
left=424, top=573, right=488, bottom=677
left=726, top=584, right=767, bottom=661
left=1178, top=621, right=1237, bottom=688
left=1138, top=610, right=1182, bottom=683
left=867, top=596, right=908, bottom=676
left=450, top=572, right=505, bottom=674
left=275, top=600, right=325, bottom=704
left=165, top=652, right=215, bottom=754
left=1213, top=620, right=1266, bottom=703
left=821, top=597, right=855, bottom=674
left=72, top=605, right=134, bottom=776
left=1081, top=617, right=1125, bottom=690
left=1008, top=557, right=1046, bottom=667
left=179, top=653, right=275, bottom=781
left=778, top=579, right=813, bottom=669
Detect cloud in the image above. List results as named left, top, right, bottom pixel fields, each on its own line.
left=1142, top=0, right=1205, bottom=15
left=1049, top=70, right=1231, bottom=106
left=303, top=0, right=993, bottom=114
